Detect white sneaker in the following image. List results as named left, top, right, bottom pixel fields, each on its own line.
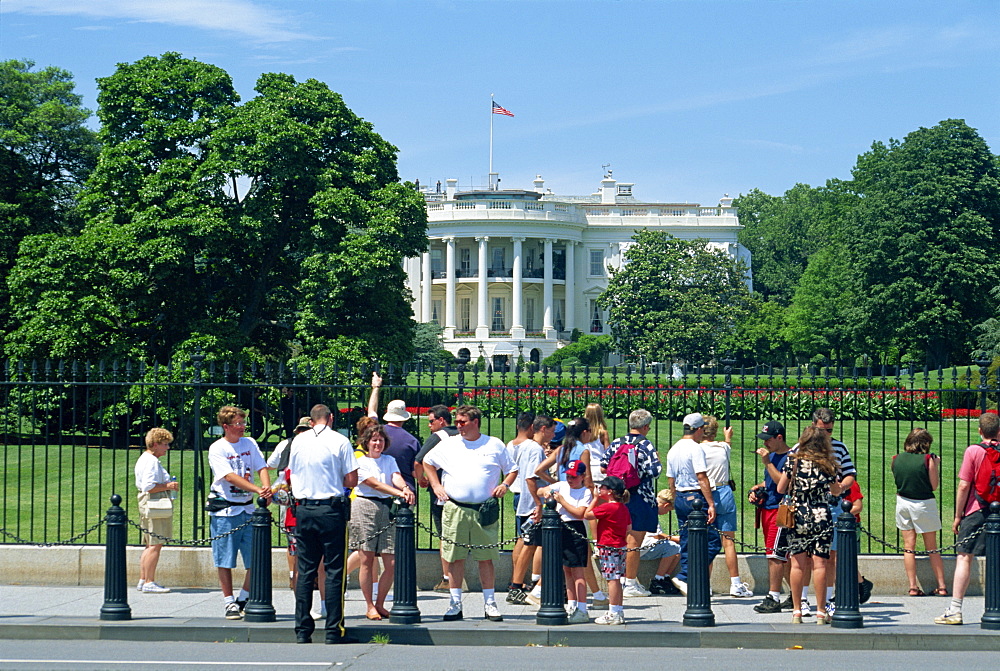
left=671, top=577, right=688, bottom=596
left=595, top=610, right=625, bottom=625
left=623, top=583, right=651, bottom=598
left=800, top=601, right=812, bottom=618
left=568, top=608, right=589, bottom=624
left=729, top=582, right=753, bottom=598
left=525, top=585, right=542, bottom=605
left=141, top=582, right=170, bottom=593
left=484, top=601, right=503, bottom=621
left=136, top=580, right=146, bottom=592
left=443, top=601, right=463, bottom=621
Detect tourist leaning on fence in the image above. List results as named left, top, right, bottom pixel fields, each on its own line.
left=422, top=404, right=518, bottom=623
left=584, top=475, right=632, bottom=625
left=134, top=427, right=178, bottom=594
left=350, top=423, right=415, bottom=621
left=413, top=404, right=463, bottom=593
left=538, top=459, right=594, bottom=623
left=507, top=415, right=554, bottom=606
left=777, top=425, right=843, bottom=625
left=208, top=406, right=272, bottom=620
left=536, top=416, right=594, bottom=488
left=701, top=415, right=753, bottom=598
left=935, top=412, right=1000, bottom=625
left=892, top=427, right=948, bottom=597
left=501, top=411, right=536, bottom=595
left=751, top=421, right=793, bottom=614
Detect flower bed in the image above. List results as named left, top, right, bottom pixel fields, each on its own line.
left=941, top=408, right=999, bottom=419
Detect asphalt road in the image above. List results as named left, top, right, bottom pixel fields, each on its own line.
left=0, top=640, right=987, bottom=671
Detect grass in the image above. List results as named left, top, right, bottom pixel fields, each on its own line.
left=369, top=633, right=391, bottom=644
left=2, top=418, right=985, bottom=553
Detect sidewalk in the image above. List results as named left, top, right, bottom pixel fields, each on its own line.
left=0, top=584, right=994, bottom=650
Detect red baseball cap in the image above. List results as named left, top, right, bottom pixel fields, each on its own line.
left=565, top=460, right=587, bottom=477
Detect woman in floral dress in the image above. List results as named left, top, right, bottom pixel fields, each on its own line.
left=777, top=426, right=843, bottom=625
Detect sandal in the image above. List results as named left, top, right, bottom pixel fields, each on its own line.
left=933, top=587, right=949, bottom=596
left=908, top=588, right=926, bottom=597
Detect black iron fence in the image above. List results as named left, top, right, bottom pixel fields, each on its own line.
left=1, top=356, right=997, bottom=553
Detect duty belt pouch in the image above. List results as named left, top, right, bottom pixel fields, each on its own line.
left=478, top=497, right=500, bottom=527
left=341, top=496, right=352, bottom=522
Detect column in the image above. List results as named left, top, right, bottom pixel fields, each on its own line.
left=543, top=238, right=554, bottom=337
left=421, top=250, right=431, bottom=324
left=444, top=237, right=456, bottom=338
left=476, top=236, right=489, bottom=339
left=564, top=241, right=575, bottom=337
left=511, top=236, right=525, bottom=339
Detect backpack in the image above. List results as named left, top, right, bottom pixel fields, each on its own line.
left=973, top=440, right=1000, bottom=507
left=605, top=435, right=643, bottom=490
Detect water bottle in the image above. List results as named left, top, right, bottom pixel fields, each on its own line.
left=169, top=476, right=177, bottom=500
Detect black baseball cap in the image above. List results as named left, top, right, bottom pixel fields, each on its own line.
left=756, top=420, right=785, bottom=441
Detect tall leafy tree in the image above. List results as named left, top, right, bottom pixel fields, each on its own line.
left=782, top=246, right=858, bottom=363
left=6, top=53, right=427, bottom=366
left=598, top=231, right=752, bottom=362
left=847, top=119, right=1000, bottom=367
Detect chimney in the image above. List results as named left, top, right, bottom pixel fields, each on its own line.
left=446, top=178, right=458, bottom=200
left=533, top=175, right=545, bottom=193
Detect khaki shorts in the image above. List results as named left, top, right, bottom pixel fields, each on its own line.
left=895, top=495, right=942, bottom=534
left=441, top=500, right=499, bottom=562
left=139, top=512, right=173, bottom=545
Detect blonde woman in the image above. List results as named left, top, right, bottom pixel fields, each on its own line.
left=135, top=428, right=179, bottom=594
left=584, top=403, right=610, bottom=485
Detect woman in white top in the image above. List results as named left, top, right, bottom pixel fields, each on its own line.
left=584, top=403, right=611, bottom=485
left=701, top=416, right=753, bottom=597
left=349, top=424, right=416, bottom=620
left=134, top=428, right=179, bottom=594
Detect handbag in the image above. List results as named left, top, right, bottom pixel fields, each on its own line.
left=775, top=459, right=799, bottom=529
left=145, top=493, right=173, bottom=519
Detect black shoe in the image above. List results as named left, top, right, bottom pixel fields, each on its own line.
left=506, top=588, right=528, bottom=605
left=326, top=635, right=360, bottom=645
left=859, top=577, right=874, bottom=604
left=236, top=599, right=248, bottom=613
left=296, top=636, right=312, bottom=644
left=778, top=595, right=793, bottom=611
left=649, top=577, right=679, bottom=595
left=753, top=595, right=784, bottom=614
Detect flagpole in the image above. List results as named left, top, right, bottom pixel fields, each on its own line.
left=489, top=93, right=494, bottom=181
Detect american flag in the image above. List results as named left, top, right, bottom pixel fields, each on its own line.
left=492, top=101, right=514, bottom=117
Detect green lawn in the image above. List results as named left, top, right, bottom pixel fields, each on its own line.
left=3, top=417, right=983, bottom=553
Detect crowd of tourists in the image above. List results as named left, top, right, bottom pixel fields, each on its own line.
left=132, top=384, right=1000, bottom=638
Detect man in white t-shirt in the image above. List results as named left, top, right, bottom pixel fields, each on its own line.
left=423, top=404, right=518, bottom=623
left=507, top=415, right=555, bottom=605
left=665, top=412, right=718, bottom=595
left=207, top=405, right=271, bottom=620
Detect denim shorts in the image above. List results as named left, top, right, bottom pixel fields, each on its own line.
left=210, top=511, right=253, bottom=569
left=712, top=486, right=738, bottom=533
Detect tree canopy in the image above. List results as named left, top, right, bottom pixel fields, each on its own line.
left=5, top=53, right=427, bottom=368
left=598, top=231, right=752, bottom=363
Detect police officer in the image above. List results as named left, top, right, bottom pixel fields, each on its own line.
left=289, top=404, right=359, bottom=644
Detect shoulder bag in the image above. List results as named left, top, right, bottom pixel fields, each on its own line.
left=775, top=459, right=798, bottom=529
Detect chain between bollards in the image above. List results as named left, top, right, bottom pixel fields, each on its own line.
left=389, top=500, right=421, bottom=624
left=832, top=499, right=863, bottom=629
left=682, top=497, right=714, bottom=627
left=981, top=501, right=1000, bottom=630
left=536, top=498, right=568, bottom=626
left=99, top=494, right=131, bottom=621
left=243, top=497, right=276, bottom=622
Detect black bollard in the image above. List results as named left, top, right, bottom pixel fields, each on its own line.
left=831, top=499, right=863, bottom=629
left=100, top=494, right=131, bottom=621
left=536, top=498, right=567, bottom=625
left=981, top=501, right=1000, bottom=630
left=390, top=500, right=421, bottom=624
left=682, top=497, right=715, bottom=627
left=244, top=497, right=276, bottom=622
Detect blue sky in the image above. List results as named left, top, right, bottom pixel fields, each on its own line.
left=2, top=0, right=997, bottom=205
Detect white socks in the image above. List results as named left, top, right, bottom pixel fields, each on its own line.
left=593, top=590, right=606, bottom=600
left=483, top=588, right=496, bottom=604
left=450, top=587, right=462, bottom=603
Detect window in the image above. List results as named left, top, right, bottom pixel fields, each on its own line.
left=555, top=299, right=565, bottom=332
left=430, top=249, right=443, bottom=275
left=525, top=298, right=535, bottom=331
left=460, top=248, right=471, bottom=274
left=431, top=300, right=442, bottom=326
left=492, top=297, right=505, bottom=332
left=460, top=298, right=471, bottom=331
left=589, top=249, right=604, bottom=276
left=590, top=300, right=603, bottom=333
left=492, top=247, right=505, bottom=270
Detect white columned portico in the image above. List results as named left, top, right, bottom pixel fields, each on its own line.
left=564, top=241, right=575, bottom=336
left=421, top=250, right=431, bottom=323
left=476, top=236, right=489, bottom=339
left=444, top=237, right=456, bottom=338
left=543, top=238, right=554, bottom=337
left=511, top=236, right=525, bottom=339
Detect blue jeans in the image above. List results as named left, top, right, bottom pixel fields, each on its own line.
left=674, top=490, right=722, bottom=582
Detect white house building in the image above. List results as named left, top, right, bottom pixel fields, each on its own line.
left=403, top=172, right=750, bottom=370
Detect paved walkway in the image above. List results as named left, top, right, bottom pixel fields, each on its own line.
left=0, top=585, right=994, bottom=649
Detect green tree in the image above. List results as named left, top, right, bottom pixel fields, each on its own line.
left=412, top=322, right=453, bottom=365
left=543, top=334, right=613, bottom=367
left=0, top=60, right=98, bottom=333
left=719, top=297, right=792, bottom=366
left=598, top=231, right=752, bottom=362
left=847, top=119, right=1000, bottom=367
left=782, top=246, right=858, bottom=363
left=6, top=53, right=427, bottom=367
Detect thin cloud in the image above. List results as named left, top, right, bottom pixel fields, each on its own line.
left=4, top=0, right=317, bottom=43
